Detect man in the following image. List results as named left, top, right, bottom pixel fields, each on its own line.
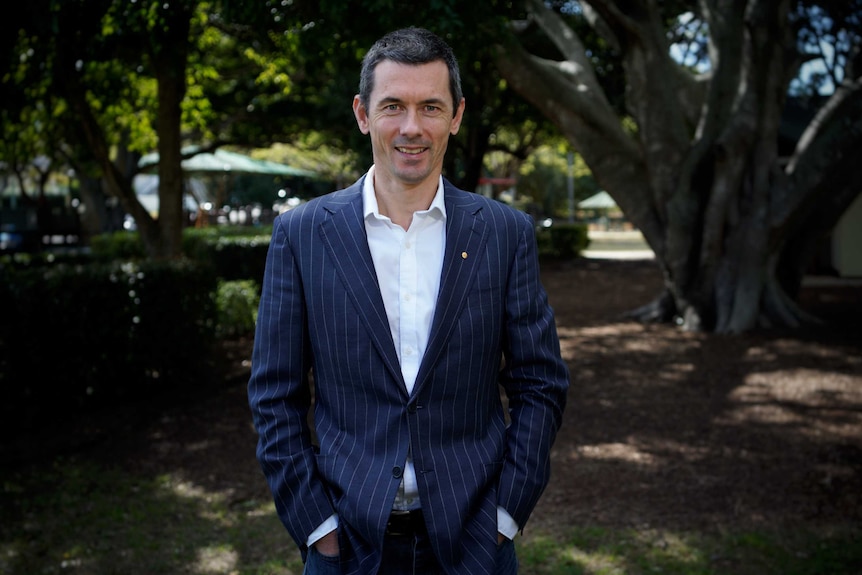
left=248, top=27, right=569, bottom=575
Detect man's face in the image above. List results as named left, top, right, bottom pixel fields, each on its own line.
left=353, top=59, right=465, bottom=191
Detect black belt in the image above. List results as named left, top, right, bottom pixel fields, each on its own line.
left=386, top=509, right=426, bottom=537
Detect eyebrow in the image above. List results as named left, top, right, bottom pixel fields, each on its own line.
left=378, top=96, right=449, bottom=108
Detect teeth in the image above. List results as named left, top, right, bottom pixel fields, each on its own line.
left=397, top=147, right=423, bottom=155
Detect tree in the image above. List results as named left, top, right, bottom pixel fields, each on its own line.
left=494, top=0, right=862, bottom=333
left=236, top=1, right=556, bottom=193
left=3, top=1, right=556, bottom=257
left=2, top=0, right=308, bottom=258
left=2, top=0, right=194, bottom=258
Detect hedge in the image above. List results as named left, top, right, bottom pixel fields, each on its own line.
left=0, top=258, right=218, bottom=429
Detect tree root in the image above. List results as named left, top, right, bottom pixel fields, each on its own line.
left=620, top=289, right=677, bottom=324
left=759, top=276, right=825, bottom=329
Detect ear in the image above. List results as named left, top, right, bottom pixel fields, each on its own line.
left=353, top=95, right=370, bottom=134
left=449, top=97, right=466, bottom=136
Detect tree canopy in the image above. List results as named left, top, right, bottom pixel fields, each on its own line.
left=2, top=0, right=559, bottom=257
left=495, top=0, right=862, bottom=332
left=3, top=0, right=859, bottom=334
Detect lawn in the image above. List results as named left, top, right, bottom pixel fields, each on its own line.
left=2, top=258, right=860, bottom=574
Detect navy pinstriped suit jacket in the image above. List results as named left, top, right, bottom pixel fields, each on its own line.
left=248, top=176, right=569, bottom=574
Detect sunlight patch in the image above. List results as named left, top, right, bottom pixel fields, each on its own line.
left=765, top=338, right=856, bottom=361
left=722, top=369, right=862, bottom=436
left=570, top=324, right=704, bottom=356
left=567, top=547, right=627, bottom=574
left=739, top=369, right=860, bottom=406
left=245, top=500, right=277, bottom=518
left=743, top=346, right=778, bottom=361
left=721, top=402, right=803, bottom=425
left=637, top=438, right=710, bottom=461
left=572, top=324, right=648, bottom=337
left=577, top=442, right=658, bottom=465
left=159, top=474, right=225, bottom=506
left=663, top=362, right=697, bottom=381
left=193, top=545, right=238, bottom=574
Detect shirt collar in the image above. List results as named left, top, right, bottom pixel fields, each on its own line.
left=362, top=165, right=447, bottom=221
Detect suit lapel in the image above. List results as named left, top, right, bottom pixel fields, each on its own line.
left=317, top=183, right=406, bottom=391
left=414, top=186, right=488, bottom=395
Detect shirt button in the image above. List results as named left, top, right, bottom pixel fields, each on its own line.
left=392, top=466, right=403, bottom=478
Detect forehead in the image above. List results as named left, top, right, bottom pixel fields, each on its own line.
left=370, top=60, right=452, bottom=106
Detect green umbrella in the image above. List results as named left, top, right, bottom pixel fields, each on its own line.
left=139, top=146, right=316, bottom=177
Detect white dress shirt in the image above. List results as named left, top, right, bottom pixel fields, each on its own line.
left=364, top=165, right=447, bottom=510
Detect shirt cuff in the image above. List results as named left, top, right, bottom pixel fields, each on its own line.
left=306, top=514, right=339, bottom=547
left=497, top=506, right=519, bottom=540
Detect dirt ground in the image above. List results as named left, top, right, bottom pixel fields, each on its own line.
left=531, top=259, right=861, bottom=533
left=24, top=258, right=862, bottom=537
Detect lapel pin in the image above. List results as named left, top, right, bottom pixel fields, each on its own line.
left=461, top=251, right=468, bottom=259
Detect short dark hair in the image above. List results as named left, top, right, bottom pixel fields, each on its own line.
left=358, top=27, right=463, bottom=117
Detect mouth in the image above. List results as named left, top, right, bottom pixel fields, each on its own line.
left=395, top=146, right=428, bottom=156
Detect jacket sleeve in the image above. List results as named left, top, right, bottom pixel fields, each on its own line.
left=496, top=213, right=570, bottom=530
left=247, top=214, right=336, bottom=550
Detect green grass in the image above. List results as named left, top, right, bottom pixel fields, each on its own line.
left=2, top=459, right=859, bottom=574
left=516, top=525, right=862, bottom=575
left=1, top=458, right=304, bottom=575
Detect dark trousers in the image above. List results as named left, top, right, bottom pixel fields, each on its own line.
left=303, top=511, right=518, bottom=575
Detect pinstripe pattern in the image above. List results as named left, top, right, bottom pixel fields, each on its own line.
left=248, top=176, right=569, bottom=574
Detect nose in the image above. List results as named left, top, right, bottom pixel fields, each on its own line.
left=400, top=107, right=423, bottom=137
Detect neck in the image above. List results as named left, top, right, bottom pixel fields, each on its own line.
left=373, top=174, right=438, bottom=230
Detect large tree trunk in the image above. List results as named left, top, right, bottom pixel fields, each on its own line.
left=57, top=2, right=194, bottom=260
left=151, top=66, right=187, bottom=259
left=495, top=0, right=862, bottom=333
left=147, top=3, right=193, bottom=259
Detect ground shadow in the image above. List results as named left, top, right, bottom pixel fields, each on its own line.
left=534, top=258, right=862, bottom=534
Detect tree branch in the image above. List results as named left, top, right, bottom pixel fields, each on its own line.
left=526, top=0, right=602, bottom=82
left=495, top=11, right=664, bottom=248
left=781, top=73, right=862, bottom=229
left=587, top=0, right=694, bottom=209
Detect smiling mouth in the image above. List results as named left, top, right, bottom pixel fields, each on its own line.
left=396, top=147, right=427, bottom=155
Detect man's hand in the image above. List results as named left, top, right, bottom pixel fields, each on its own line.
left=314, top=530, right=340, bottom=557
left=498, top=532, right=506, bottom=545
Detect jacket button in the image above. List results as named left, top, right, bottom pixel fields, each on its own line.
left=407, top=403, right=417, bottom=414
left=392, top=466, right=403, bottom=479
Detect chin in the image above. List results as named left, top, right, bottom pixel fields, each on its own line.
left=394, top=167, right=432, bottom=185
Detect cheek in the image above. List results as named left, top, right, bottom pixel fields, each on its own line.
left=369, top=117, right=398, bottom=137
